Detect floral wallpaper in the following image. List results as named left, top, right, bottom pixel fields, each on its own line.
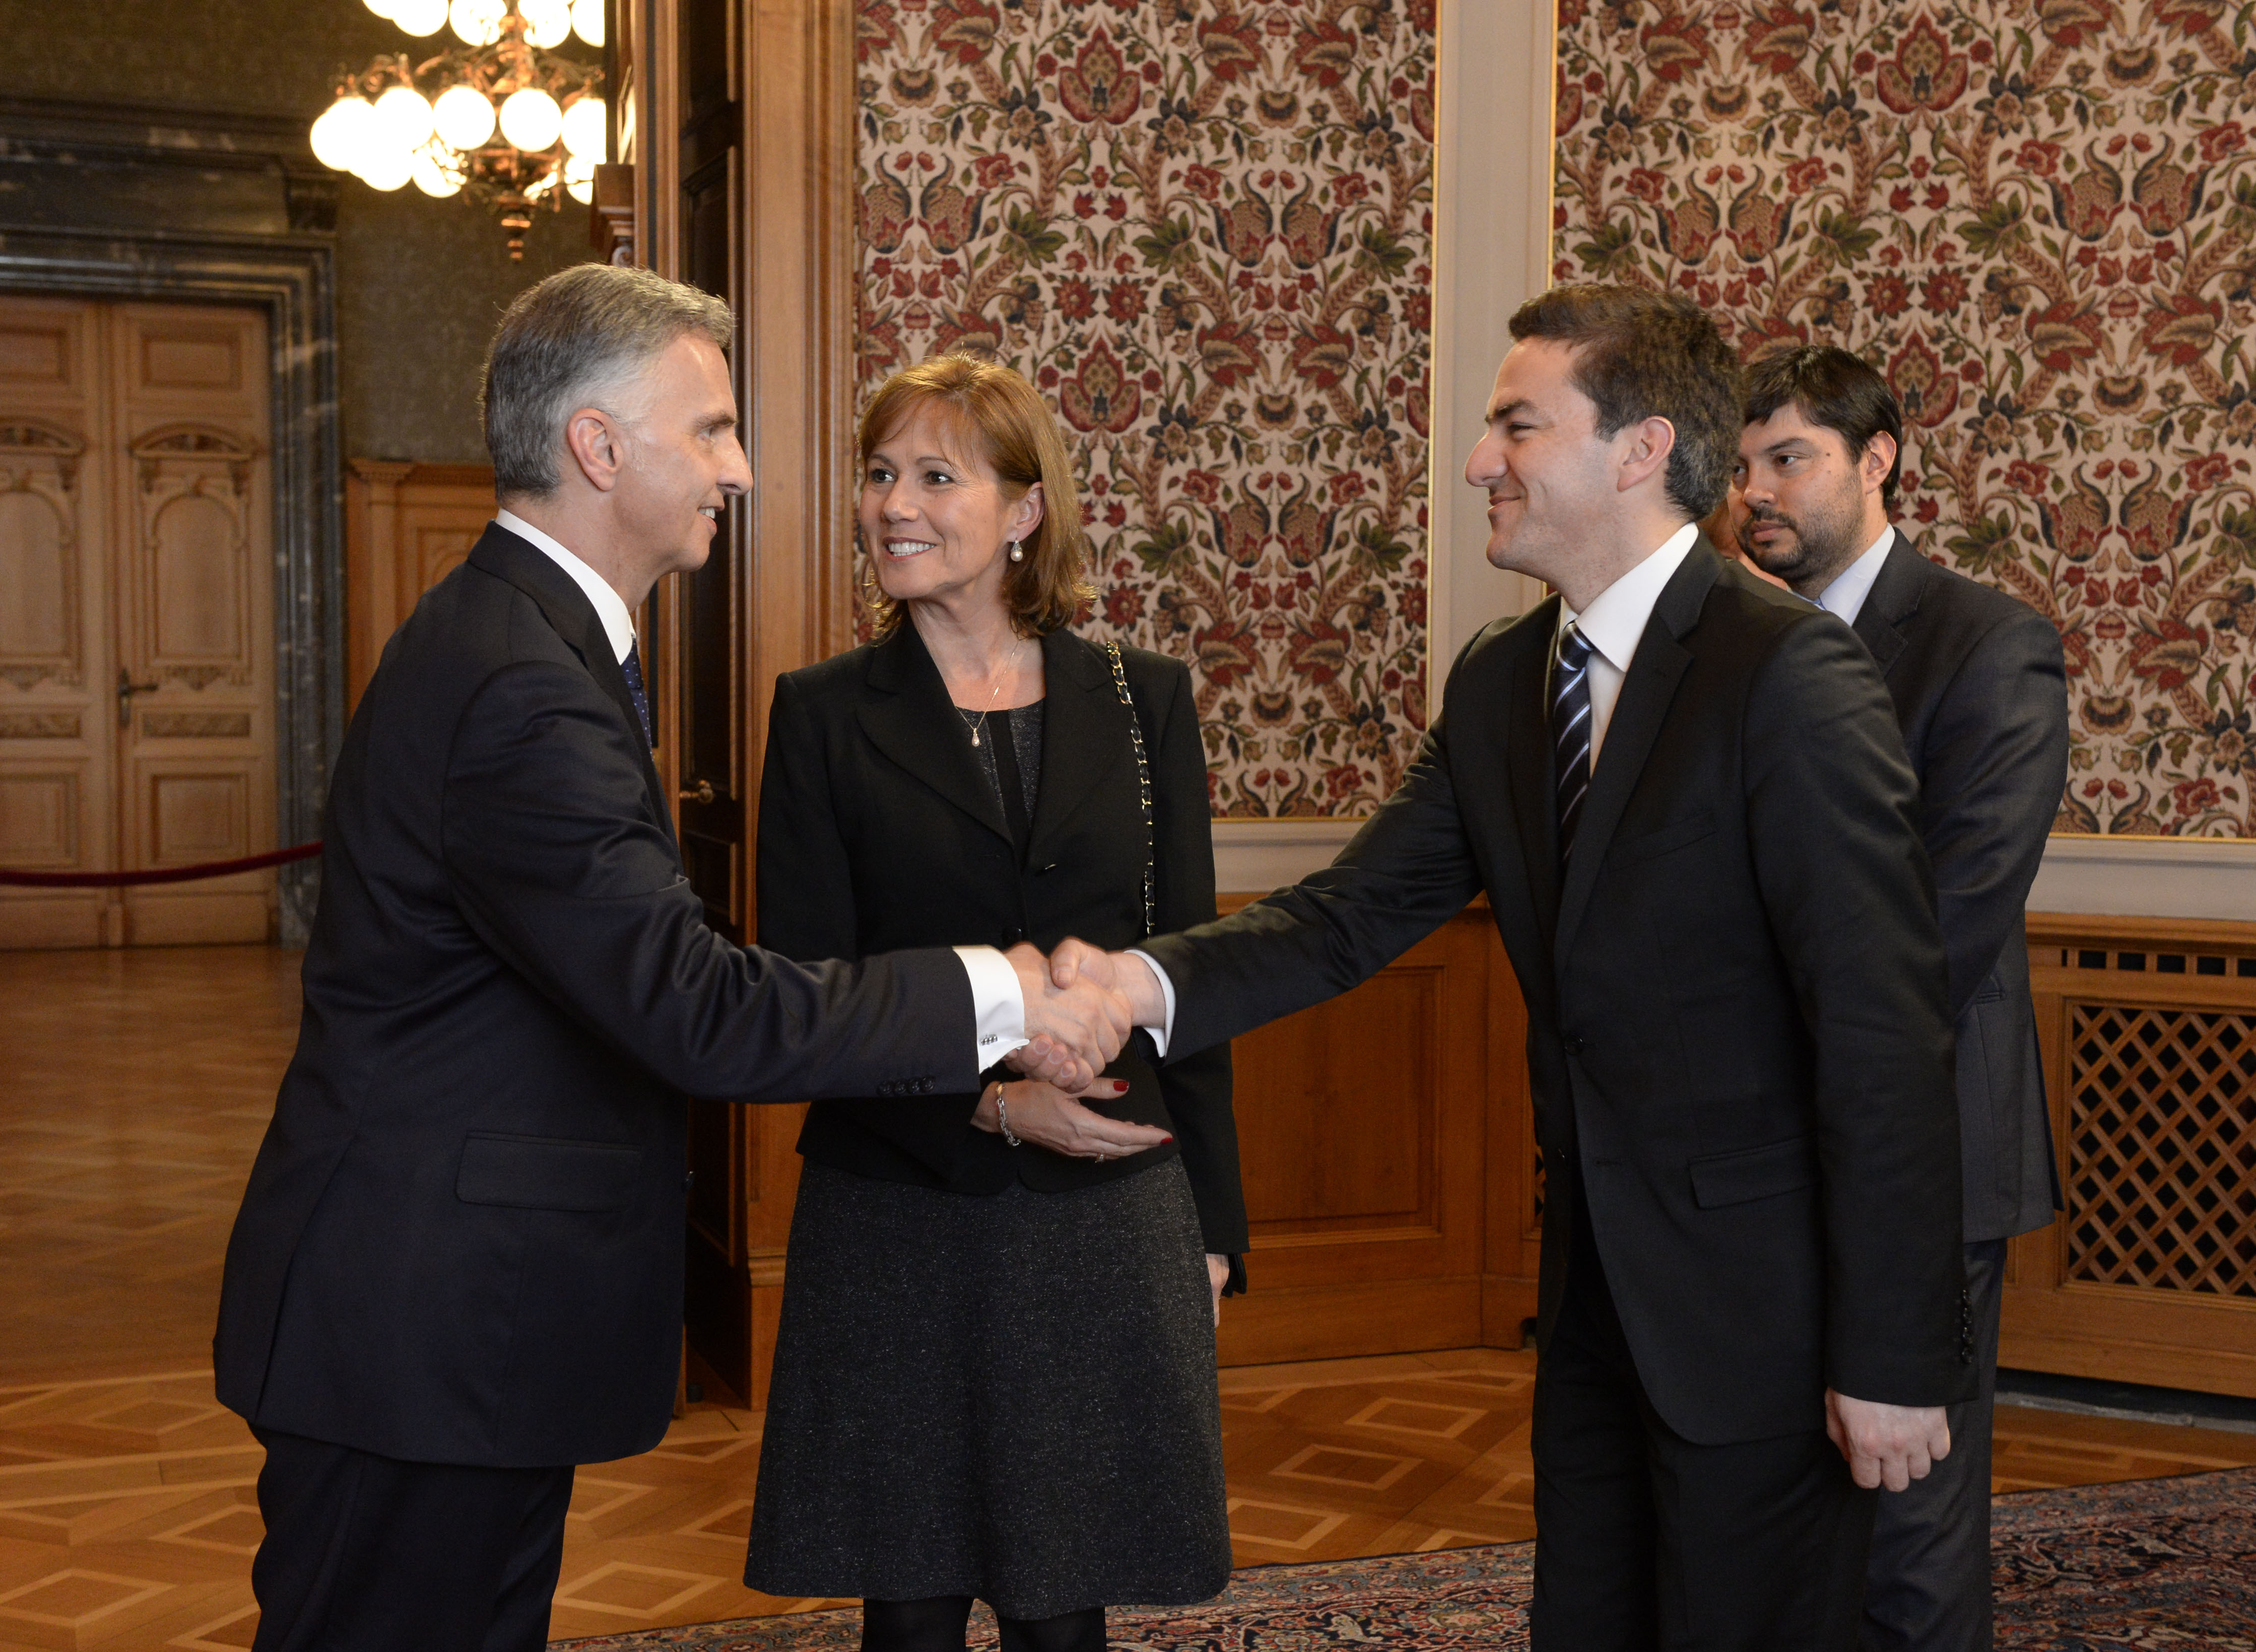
left=852, top=0, right=1435, bottom=817
left=1557, top=0, right=2256, bottom=837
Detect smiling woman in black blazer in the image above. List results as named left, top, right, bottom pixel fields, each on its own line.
left=743, top=354, right=1246, bottom=1652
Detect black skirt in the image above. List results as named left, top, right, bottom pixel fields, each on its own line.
left=744, top=1158, right=1231, bottom=1619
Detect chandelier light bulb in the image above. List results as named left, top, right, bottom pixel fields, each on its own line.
left=499, top=86, right=564, bottom=153
left=390, top=0, right=449, bottom=35
left=356, top=142, right=415, bottom=192
left=412, top=148, right=468, bottom=198
left=449, top=0, right=505, bottom=46
left=309, top=96, right=378, bottom=174
left=571, top=0, right=605, bottom=48
left=373, top=85, right=436, bottom=153
left=432, top=84, right=497, bottom=151
left=560, top=96, right=607, bottom=161
left=565, top=152, right=597, bottom=203
left=520, top=0, right=572, bottom=47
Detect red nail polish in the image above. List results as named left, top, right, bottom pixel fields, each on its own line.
left=1161, top=1135, right=1175, bottom=1144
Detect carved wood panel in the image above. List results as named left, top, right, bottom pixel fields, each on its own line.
left=2007, top=915, right=2256, bottom=1398
left=109, top=304, right=274, bottom=945
left=0, top=297, right=113, bottom=948
left=343, top=461, right=498, bottom=713
left=0, top=420, right=87, bottom=693
left=2063, top=1003, right=2256, bottom=1297
left=0, top=299, right=279, bottom=947
left=0, top=769, right=79, bottom=866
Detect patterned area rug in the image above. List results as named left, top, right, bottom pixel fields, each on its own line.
left=554, top=1467, right=2256, bottom=1649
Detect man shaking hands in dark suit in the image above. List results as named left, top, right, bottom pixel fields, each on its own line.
left=1045, top=286, right=1973, bottom=1649
left=214, top=265, right=1137, bottom=1652
left=1737, top=347, right=2070, bottom=1652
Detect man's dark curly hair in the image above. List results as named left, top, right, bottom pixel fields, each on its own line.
left=1507, top=284, right=1743, bottom=521
left=1742, top=345, right=1904, bottom=506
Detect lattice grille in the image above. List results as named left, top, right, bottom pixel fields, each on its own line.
left=2066, top=1004, right=2256, bottom=1297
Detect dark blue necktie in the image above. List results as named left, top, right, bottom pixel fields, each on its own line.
left=621, top=639, right=654, bottom=748
left=1552, top=622, right=1594, bottom=860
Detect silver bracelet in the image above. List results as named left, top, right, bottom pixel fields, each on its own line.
left=991, top=1082, right=1022, bottom=1147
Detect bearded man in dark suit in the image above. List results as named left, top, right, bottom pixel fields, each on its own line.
left=1737, top=345, right=2070, bottom=1652
left=1048, top=285, right=1974, bottom=1649
left=213, top=263, right=1139, bottom=1652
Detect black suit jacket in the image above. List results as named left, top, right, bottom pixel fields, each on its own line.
left=1143, top=540, right=1973, bottom=1444
left=1851, top=532, right=2068, bottom=1243
left=757, top=622, right=1248, bottom=1258
left=213, top=525, right=977, bottom=1468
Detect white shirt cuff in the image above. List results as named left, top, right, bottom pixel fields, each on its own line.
left=954, top=945, right=1027, bottom=1069
left=1125, top=948, right=1176, bottom=1056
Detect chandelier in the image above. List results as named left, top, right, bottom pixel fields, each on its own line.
left=308, top=0, right=608, bottom=260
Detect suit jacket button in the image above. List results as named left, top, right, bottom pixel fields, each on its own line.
left=682, top=1172, right=695, bottom=1192
left=1562, top=1035, right=1587, bottom=1057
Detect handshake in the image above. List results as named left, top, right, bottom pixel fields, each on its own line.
left=1001, top=939, right=1168, bottom=1092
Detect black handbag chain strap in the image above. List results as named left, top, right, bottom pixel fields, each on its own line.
left=1103, top=642, right=1157, bottom=939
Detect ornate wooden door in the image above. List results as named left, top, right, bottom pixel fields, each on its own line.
left=0, top=296, right=276, bottom=948
left=637, top=0, right=860, bottom=1405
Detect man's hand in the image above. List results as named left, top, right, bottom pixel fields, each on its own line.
left=1004, top=943, right=1132, bottom=1091
left=1825, top=1390, right=1951, bottom=1492
left=1047, top=937, right=1167, bottom=1027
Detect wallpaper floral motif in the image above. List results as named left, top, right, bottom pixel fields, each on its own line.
left=852, top=0, right=1435, bottom=817
left=1556, top=0, right=2256, bottom=836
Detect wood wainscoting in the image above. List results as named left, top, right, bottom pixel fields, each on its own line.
left=686, top=893, right=1540, bottom=1407
left=2003, top=913, right=2256, bottom=1397
left=685, top=899, right=2256, bottom=1407
left=1218, top=894, right=1539, bottom=1366
left=343, top=460, right=496, bottom=713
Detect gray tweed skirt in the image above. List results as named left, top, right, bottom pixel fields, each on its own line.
left=743, top=1157, right=1230, bottom=1619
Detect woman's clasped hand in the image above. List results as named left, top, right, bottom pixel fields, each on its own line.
left=970, top=1077, right=1173, bottom=1160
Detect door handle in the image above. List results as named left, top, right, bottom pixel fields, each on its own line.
left=117, top=668, right=160, bottom=728
left=679, top=779, right=716, bottom=805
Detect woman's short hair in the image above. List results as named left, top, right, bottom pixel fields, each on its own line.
left=1743, top=346, right=1904, bottom=506
left=858, top=354, right=1094, bottom=638
left=481, top=263, right=733, bottom=499
left=1507, top=284, right=1743, bottom=521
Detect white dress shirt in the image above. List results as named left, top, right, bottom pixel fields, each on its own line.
left=1813, top=527, right=1897, bottom=627
left=1557, top=521, right=1700, bottom=763
left=491, top=511, right=1030, bottom=1067
left=1133, top=521, right=1705, bottom=1051
left=497, top=510, right=637, bottom=664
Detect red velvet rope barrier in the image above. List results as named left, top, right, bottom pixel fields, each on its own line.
left=0, top=842, right=322, bottom=889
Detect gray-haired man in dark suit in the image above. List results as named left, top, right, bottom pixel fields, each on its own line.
left=1736, top=345, right=2070, bottom=1651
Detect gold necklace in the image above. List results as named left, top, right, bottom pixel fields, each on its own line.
left=957, top=640, right=1027, bottom=748
left=960, top=672, right=1007, bottom=748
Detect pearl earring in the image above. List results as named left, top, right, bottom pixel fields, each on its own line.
left=1007, top=540, right=1025, bottom=563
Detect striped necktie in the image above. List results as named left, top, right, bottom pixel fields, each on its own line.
left=621, top=640, right=655, bottom=748
left=1552, top=622, right=1594, bottom=860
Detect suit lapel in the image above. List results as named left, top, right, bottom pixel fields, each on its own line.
left=855, top=623, right=1013, bottom=844
left=1504, top=601, right=1564, bottom=942
left=468, top=524, right=675, bottom=837
left=1553, top=543, right=1719, bottom=963
left=1026, top=630, right=1127, bottom=859
left=1849, top=530, right=1927, bottom=680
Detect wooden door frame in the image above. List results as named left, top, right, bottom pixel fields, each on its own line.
left=634, top=0, right=858, bottom=890
left=632, top=0, right=858, bottom=1403
left=0, top=237, right=340, bottom=945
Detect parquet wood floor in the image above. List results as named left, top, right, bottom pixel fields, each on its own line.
left=4, top=945, right=2252, bottom=1649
